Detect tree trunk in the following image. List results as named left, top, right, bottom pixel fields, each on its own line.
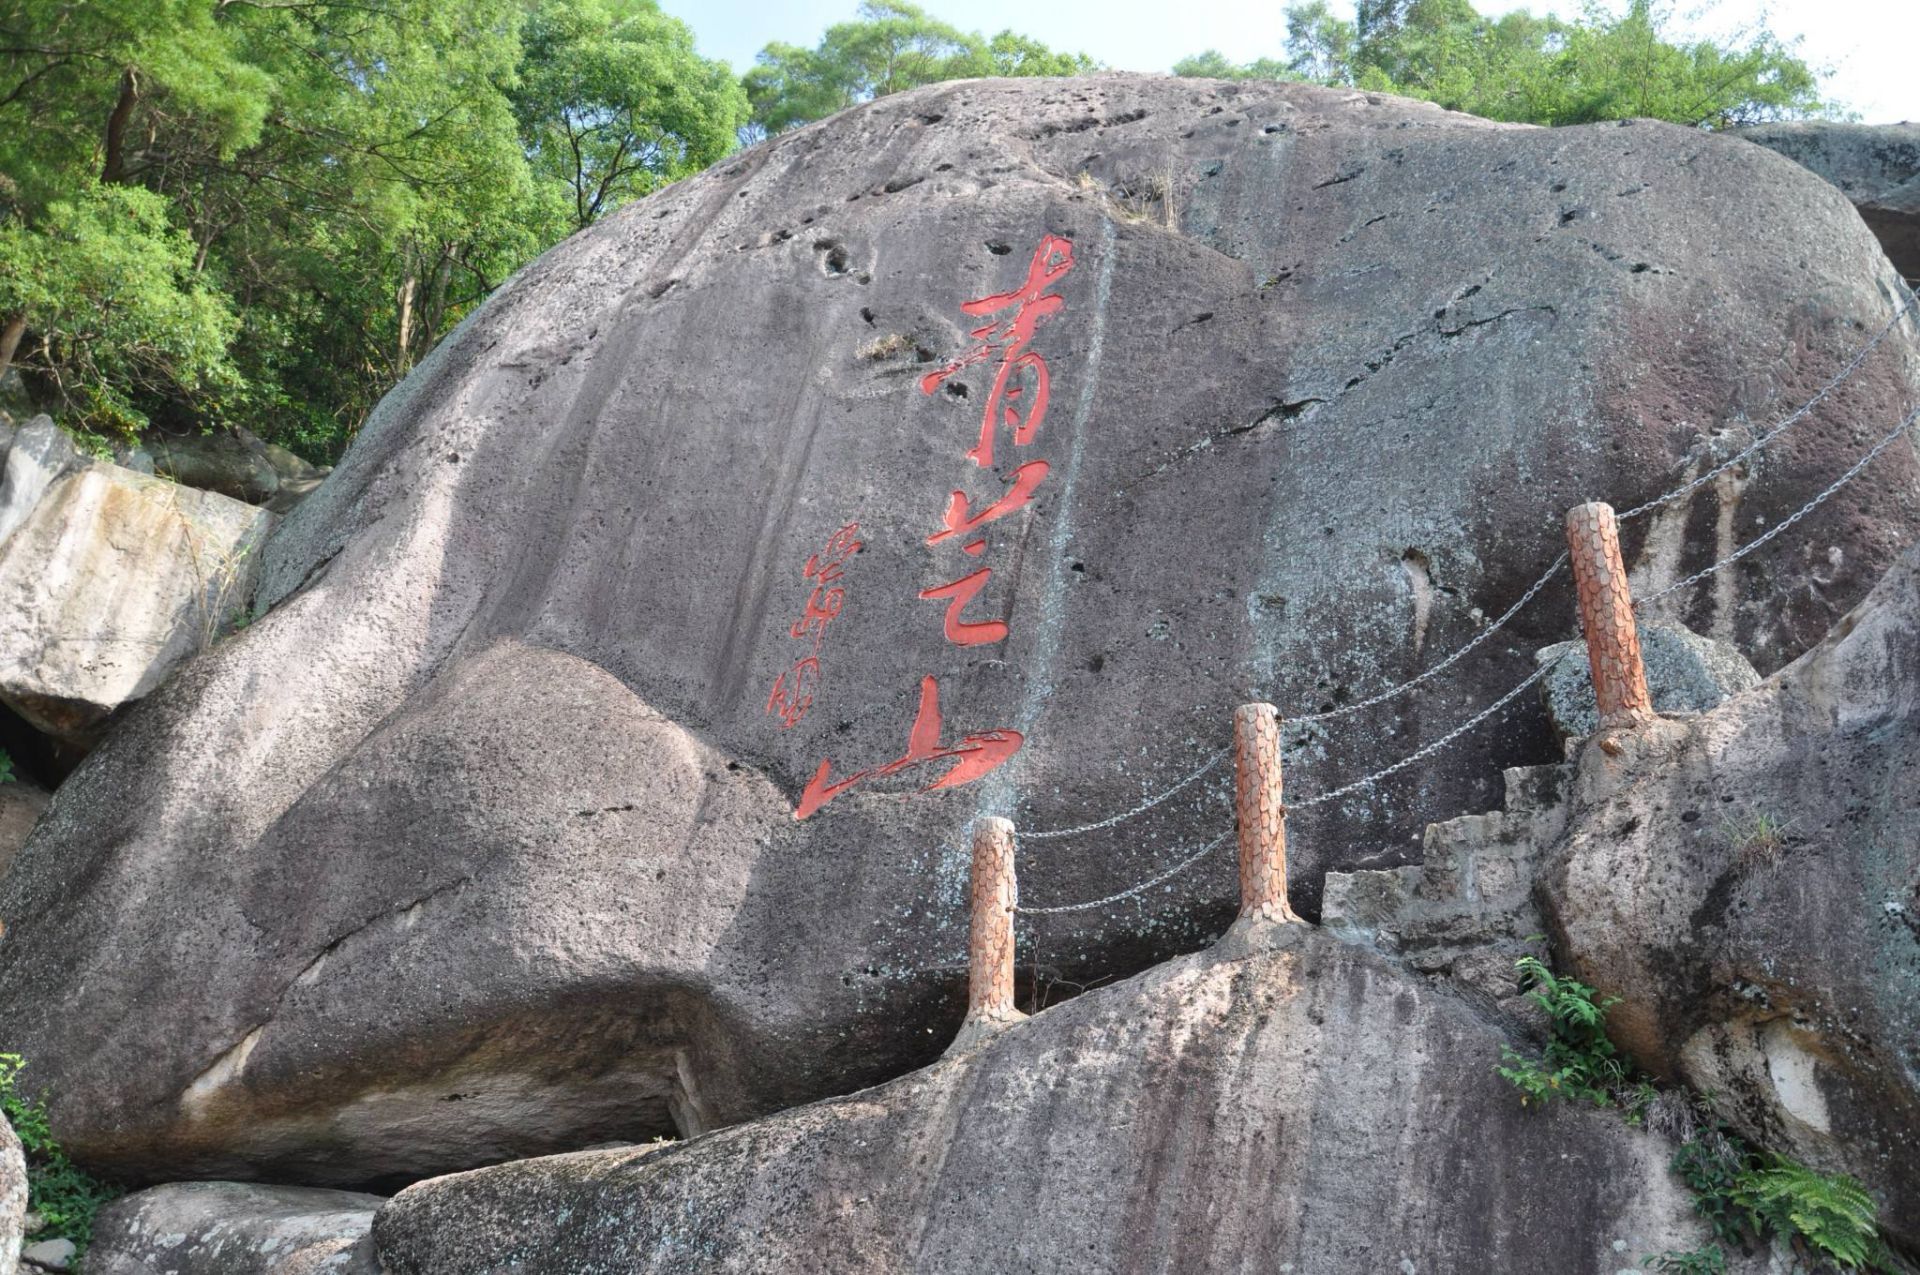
left=395, top=264, right=418, bottom=376
left=102, top=68, right=140, bottom=184
left=0, top=313, right=28, bottom=382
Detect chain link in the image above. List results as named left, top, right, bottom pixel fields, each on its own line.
left=1020, top=746, right=1229, bottom=841
left=1015, top=829, right=1232, bottom=915
left=1289, top=551, right=1568, bottom=724
left=1617, top=293, right=1916, bottom=524
left=1287, top=649, right=1576, bottom=811
left=1638, top=403, right=1920, bottom=607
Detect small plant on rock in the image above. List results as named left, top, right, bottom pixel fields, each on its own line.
left=0, top=1053, right=120, bottom=1256
left=1496, top=954, right=1632, bottom=1108
left=1721, top=810, right=1795, bottom=866
left=1643, top=1246, right=1727, bottom=1274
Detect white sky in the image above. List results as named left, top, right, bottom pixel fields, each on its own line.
left=657, top=0, right=1917, bottom=125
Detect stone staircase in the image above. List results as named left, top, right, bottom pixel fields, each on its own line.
left=1321, top=761, right=1572, bottom=1012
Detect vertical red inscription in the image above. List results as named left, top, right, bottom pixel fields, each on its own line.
left=920, top=235, right=1075, bottom=469
left=794, top=234, right=1075, bottom=819
left=766, top=522, right=862, bottom=730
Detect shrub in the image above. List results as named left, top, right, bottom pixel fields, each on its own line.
left=0, top=1053, right=120, bottom=1254
left=1496, top=954, right=1633, bottom=1107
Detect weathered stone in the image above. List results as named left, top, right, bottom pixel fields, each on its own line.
left=1, top=1110, right=24, bottom=1275
left=1540, top=540, right=1920, bottom=1251
left=16, top=1238, right=70, bottom=1272
left=1537, top=623, right=1761, bottom=742
left=3, top=76, right=1918, bottom=1186
left=0, top=417, right=81, bottom=550
left=0, top=461, right=272, bottom=742
left=0, top=780, right=49, bottom=883
left=87, top=1183, right=383, bottom=1275
left=1739, top=122, right=1920, bottom=279
left=1323, top=760, right=1568, bottom=1006
left=374, top=927, right=1748, bottom=1275
left=148, top=429, right=282, bottom=505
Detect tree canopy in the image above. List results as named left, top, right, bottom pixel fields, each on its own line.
left=744, top=1, right=1094, bottom=137
left=1175, top=0, right=1832, bottom=129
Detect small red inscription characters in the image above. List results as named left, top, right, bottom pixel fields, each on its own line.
left=795, top=235, right=1076, bottom=819
left=766, top=522, right=862, bottom=730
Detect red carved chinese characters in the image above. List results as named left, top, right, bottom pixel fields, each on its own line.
left=766, top=522, right=861, bottom=729
left=793, top=235, right=1075, bottom=819
left=920, top=235, right=1075, bottom=469
left=795, top=675, right=1024, bottom=820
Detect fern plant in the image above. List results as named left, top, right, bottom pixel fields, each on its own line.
left=1643, top=1246, right=1727, bottom=1274
left=1733, top=1156, right=1881, bottom=1270
left=1496, top=955, right=1632, bottom=1107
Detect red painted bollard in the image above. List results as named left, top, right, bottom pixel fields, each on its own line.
left=963, top=815, right=1023, bottom=1032
left=1564, top=502, right=1654, bottom=729
left=1233, top=703, right=1300, bottom=924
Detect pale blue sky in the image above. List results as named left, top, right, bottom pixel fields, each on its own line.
left=656, top=0, right=1916, bottom=124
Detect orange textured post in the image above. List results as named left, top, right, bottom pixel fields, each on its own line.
left=1233, top=703, right=1300, bottom=924
left=1564, top=501, right=1654, bottom=729
left=964, top=815, right=1021, bottom=1029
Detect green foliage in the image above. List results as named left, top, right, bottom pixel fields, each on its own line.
left=1642, top=1246, right=1727, bottom=1274
left=1178, top=0, right=1834, bottom=129
left=0, top=183, right=237, bottom=433
left=0, top=0, right=744, bottom=460
left=0, top=749, right=14, bottom=783
left=0, top=1054, right=120, bottom=1253
left=1497, top=954, right=1634, bottom=1107
left=516, top=0, right=748, bottom=231
left=1668, top=1113, right=1888, bottom=1271
left=744, top=1, right=1094, bottom=136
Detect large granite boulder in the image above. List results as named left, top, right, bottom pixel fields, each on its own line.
left=145, top=426, right=331, bottom=513
left=87, top=1183, right=382, bottom=1275
left=1540, top=540, right=1920, bottom=1251
left=2, top=76, right=1918, bottom=1186
left=373, top=927, right=1751, bottom=1275
left=0, top=450, right=271, bottom=743
left=1739, top=122, right=1920, bottom=280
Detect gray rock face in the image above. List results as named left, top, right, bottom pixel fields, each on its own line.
left=0, top=781, right=48, bottom=883
left=0, top=417, right=80, bottom=550
left=373, top=927, right=1743, bottom=1275
left=1540, top=541, right=1920, bottom=1251
left=1739, top=122, right=1920, bottom=279
left=1, top=1111, right=23, bottom=1275
left=86, top=1183, right=382, bottom=1275
left=0, top=455, right=272, bottom=742
left=1537, top=622, right=1760, bottom=741
left=3, top=76, right=1918, bottom=1186
left=145, top=427, right=330, bottom=511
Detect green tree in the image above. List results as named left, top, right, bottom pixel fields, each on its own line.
left=515, top=0, right=748, bottom=232
left=0, top=183, right=236, bottom=431
left=744, top=1, right=1095, bottom=136
left=1177, top=0, right=1831, bottom=129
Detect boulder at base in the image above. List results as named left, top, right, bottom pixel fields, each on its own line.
left=0, top=452, right=271, bottom=743
left=85, top=1183, right=381, bottom=1275
left=2, top=75, right=1917, bottom=1185
left=1541, top=541, right=1920, bottom=1251
left=374, top=928, right=1745, bottom=1275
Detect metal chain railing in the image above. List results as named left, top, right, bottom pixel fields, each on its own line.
left=1014, top=829, right=1233, bottom=915
left=1637, top=403, right=1920, bottom=608
left=1010, top=289, right=1917, bottom=849
left=1616, top=293, right=1916, bottom=525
